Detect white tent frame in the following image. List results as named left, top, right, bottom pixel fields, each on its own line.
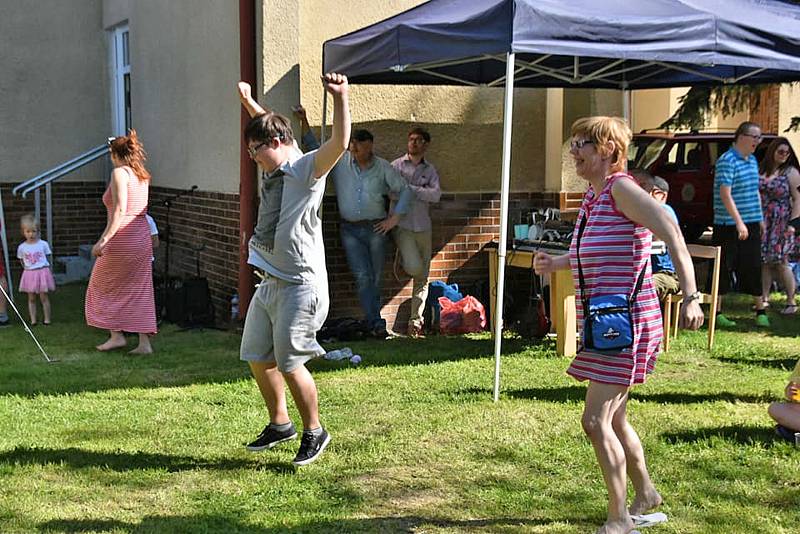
left=319, top=51, right=775, bottom=402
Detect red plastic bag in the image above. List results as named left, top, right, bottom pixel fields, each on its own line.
left=438, top=296, right=486, bottom=335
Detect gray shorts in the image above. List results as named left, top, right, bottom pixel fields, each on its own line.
left=240, top=276, right=329, bottom=373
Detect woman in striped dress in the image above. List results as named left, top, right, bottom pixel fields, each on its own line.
left=85, top=130, right=156, bottom=354
left=534, top=116, right=704, bottom=534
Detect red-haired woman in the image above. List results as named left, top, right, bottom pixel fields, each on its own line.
left=85, top=130, right=157, bottom=354
left=758, top=137, right=800, bottom=314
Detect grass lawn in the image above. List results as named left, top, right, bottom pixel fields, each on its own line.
left=0, top=283, right=798, bottom=533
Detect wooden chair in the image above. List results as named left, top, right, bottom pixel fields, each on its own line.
left=662, top=244, right=721, bottom=351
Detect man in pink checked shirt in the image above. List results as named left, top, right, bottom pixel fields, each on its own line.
left=391, top=128, right=442, bottom=337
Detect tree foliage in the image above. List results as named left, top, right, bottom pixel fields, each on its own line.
left=661, top=83, right=799, bottom=133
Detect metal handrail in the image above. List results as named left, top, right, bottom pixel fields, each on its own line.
left=1, top=141, right=111, bottom=280
left=14, top=143, right=109, bottom=198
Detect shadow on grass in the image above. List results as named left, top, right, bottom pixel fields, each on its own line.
left=0, top=446, right=267, bottom=473
left=38, top=514, right=554, bottom=533
left=1, top=283, right=541, bottom=397
left=660, top=425, right=778, bottom=447
left=713, top=355, right=797, bottom=371
left=501, top=386, right=775, bottom=404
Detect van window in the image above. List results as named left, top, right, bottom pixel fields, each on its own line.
left=632, top=139, right=667, bottom=169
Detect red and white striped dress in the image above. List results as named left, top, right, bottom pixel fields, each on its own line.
left=85, top=167, right=156, bottom=334
left=567, top=173, right=662, bottom=386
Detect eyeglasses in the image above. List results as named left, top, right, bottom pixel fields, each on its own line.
left=247, top=141, right=268, bottom=158
left=776, top=148, right=791, bottom=156
left=408, top=137, right=427, bottom=144
left=741, top=132, right=762, bottom=141
left=570, top=139, right=594, bottom=151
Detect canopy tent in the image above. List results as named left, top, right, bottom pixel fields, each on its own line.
left=321, top=0, right=800, bottom=400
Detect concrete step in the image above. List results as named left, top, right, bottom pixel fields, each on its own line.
left=78, top=244, right=93, bottom=261
left=55, top=254, right=94, bottom=284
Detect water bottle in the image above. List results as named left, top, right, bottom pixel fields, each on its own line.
left=231, top=293, right=240, bottom=322
left=324, top=347, right=353, bottom=361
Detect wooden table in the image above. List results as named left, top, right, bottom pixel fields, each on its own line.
left=488, top=246, right=577, bottom=357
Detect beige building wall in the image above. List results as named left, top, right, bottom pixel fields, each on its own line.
left=0, top=0, right=108, bottom=184
left=119, top=0, right=241, bottom=193
left=289, top=0, right=547, bottom=194
left=779, top=84, right=800, bottom=151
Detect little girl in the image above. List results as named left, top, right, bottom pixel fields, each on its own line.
left=17, top=215, right=56, bottom=325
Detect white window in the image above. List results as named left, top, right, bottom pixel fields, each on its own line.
left=110, top=25, right=131, bottom=136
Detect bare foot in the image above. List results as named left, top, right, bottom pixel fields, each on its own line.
left=128, top=345, right=153, bottom=355
left=595, top=517, right=635, bottom=534
left=97, top=338, right=127, bottom=351
left=629, top=488, right=663, bottom=516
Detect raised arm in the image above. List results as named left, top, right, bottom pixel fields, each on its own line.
left=237, top=81, right=268, bottom=118
left=313, top=73, right=350, bottom=179
left=293, top=105, right=321, bottom=152
left=612, top=177, right=704, bottom=330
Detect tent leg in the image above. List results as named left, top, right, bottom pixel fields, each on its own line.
left=0, top=186, right=13, bottom=301
left=493, top=52, right=515, bottom=402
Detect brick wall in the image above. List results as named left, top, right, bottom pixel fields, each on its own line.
left=323, top=191, right=560, bottom=331
left=0, top=182, right=107, bottom=281
left=3, top=182, right=561, bottom=329
left=147, top=187, right=240, bottom=320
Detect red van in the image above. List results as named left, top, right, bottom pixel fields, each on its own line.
left=629, top=131, right=775, bottom=242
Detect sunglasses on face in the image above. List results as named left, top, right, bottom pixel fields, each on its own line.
left=570, top=139, right=594, bottom=151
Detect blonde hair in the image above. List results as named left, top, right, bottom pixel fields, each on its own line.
left=20, top=214, right=39, bottom=234
left=571, top=116, right=632, bottom=173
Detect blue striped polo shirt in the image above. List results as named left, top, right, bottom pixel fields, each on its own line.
left=713, top=147, right=763, bottom=225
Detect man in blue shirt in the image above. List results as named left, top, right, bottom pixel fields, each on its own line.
left=295, top=109, right=414, bottom=338
left=713, top=121, right=767, bottom=327
left=632, top=171, right=680, bottom=299
left=334, top=129, right=413, bottom=337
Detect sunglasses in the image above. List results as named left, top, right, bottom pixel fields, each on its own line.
left=570, top=139, right=594, bottom=151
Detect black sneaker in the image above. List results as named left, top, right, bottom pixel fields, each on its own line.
left=0, top=318, right=9, bottom=328
left=292, top=428, right=331, bottom=466
left=245, top=423, right=297, bottom=452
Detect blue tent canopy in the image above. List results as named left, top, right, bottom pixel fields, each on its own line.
left=322, top=0, right=800, bottom=401
left=323, top=0, right=800, bottom=89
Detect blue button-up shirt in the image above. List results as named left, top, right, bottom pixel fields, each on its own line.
left=332, top=152, right=412, bottom=222
left=302, top=131, right=413, bottom=221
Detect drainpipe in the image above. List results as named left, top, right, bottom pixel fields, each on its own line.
left=238, top=0, right=257, bottom=317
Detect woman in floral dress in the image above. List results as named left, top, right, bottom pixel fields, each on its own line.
left=759, top=137, right=800, bottom=315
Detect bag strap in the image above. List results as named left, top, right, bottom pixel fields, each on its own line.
left=576, top=209, right=648, bottom=307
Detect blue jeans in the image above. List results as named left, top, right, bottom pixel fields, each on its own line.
left=340, top=221, right=387, bottom=330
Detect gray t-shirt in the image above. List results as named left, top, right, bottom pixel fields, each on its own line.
left=248, top=150, right=328, bottom=285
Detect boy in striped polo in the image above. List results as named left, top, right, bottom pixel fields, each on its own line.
left=713, top=121, right=768, bottom=327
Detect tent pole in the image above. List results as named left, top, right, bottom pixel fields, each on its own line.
left=493, top=52, right=515, bottom=402
left=622, top=83, right=631, bottom=123
left=0, top=186, right=13, bottom=301
left=320, top=90, right=328, bottom=143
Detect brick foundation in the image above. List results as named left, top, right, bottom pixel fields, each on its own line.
left=2, top=182, right=561, bottom=329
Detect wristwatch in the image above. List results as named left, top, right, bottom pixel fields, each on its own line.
left=685, top=291, right=702, bottom=303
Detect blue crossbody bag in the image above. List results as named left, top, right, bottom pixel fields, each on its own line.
left=575, top=213, right=647, bottom=352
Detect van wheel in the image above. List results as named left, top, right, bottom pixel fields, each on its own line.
left=681, top=223, right=707, bottom=243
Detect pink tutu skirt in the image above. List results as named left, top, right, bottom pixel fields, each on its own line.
left=19, top=268, right=56, bottom=293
